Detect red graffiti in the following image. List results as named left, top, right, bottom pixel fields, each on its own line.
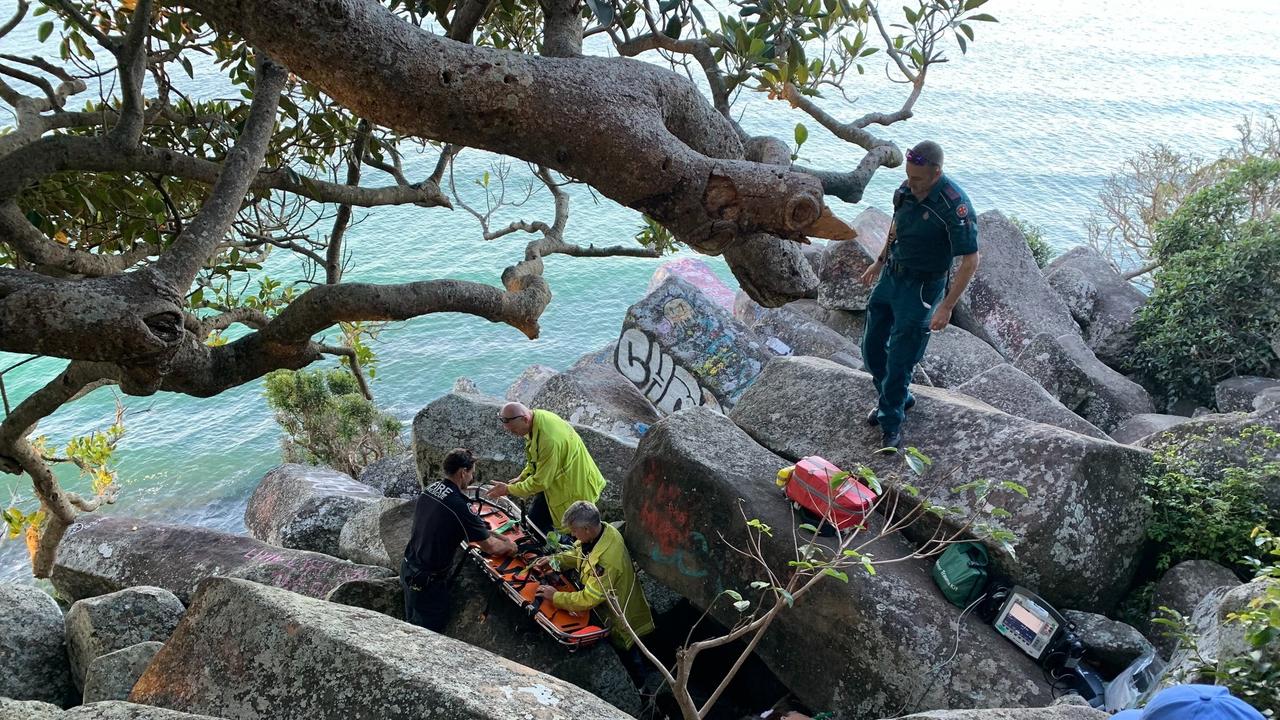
left=636, top=457, right=690, bottom=556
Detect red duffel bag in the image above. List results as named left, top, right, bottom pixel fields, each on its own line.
left=784, top=456, right=877, bottom=531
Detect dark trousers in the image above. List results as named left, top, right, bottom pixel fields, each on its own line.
left=861, top=265, right=946, bottom=435
left=526, top=493, right=553, bottom=535
left=400, top=559, right=451, bottom=632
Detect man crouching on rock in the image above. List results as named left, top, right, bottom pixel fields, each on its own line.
left=858, top=140, right=981, bottom=450
left=530, top=501, right=657, bottom=687
left=401, top=447, right=516, bottom=632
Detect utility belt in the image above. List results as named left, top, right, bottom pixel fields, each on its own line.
left=886, top=258, right=946, bottom=283
left=403, top=558, right=452, bottom=585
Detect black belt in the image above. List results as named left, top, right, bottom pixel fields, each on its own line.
left=886, top=259, right=946, bottom=282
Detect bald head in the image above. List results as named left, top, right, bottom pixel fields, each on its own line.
left=498, top=402, right=534, bottom=437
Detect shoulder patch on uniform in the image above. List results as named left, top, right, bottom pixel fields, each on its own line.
left=943, top=185, right=961, bottom=201
left=956, top=203, right=968, bottom=218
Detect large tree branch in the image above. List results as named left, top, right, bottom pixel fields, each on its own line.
left=151, top=54, right=288, bottom=288
left=173, top=0, right=829, bottom=255
left=0, top=201, right=159, bottom=277
left=108, top=0, right=155, bottom=146
left=615, top=32, right=732, bottom=122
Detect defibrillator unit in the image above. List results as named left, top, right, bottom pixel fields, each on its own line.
left=992, top=585, right=1067, bottom=662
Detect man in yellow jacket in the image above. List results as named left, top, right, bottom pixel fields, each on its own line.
left=486, top=402, right=606, bottom=535
left=532, top=501, right=656, bottom=683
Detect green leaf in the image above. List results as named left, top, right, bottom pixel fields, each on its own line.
left=963, top=0, right=989, bottom=9
left=779, top=589, right=795, bottom=607
left=822, top=568, right=849, bottom=583
left=723, top=588, right=743, bottom=602
left=798, top=523, right=819, bottom=534
left=969, top=13, right=997, bottom=22
left=750, top=580, right=770, bottom=590
left=583, top=0, right=615, bottom=26
left=38, top=21, right=54, bottom=43
left=733, top=599, right=751, bottom=612
left=663, top=16, right=682, bottom=39
left=1000, top=480, right=1029, bottom=498
left=793, top=123, right=808, bottom=149
left=905, top=452, right=926, bottom=476
left=861, top=556, right=877, bottom=576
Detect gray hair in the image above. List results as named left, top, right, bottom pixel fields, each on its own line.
left=561, top=500, right=601, bottom=531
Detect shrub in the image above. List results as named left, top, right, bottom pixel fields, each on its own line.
left=263, top=368, right=404, bottom=477
left=1131, top=216, right=1280, bottom=407
left=1009, top=214, right=1054, bottom=268
left=1142, top=425, right=1279, bottom=574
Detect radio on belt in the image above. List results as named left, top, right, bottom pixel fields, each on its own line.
left=992, top=585, right=1066, bottom=662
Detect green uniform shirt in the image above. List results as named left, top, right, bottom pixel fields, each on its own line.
left=889, top=174, right=979, bottom=274
left=551, top=523, right=656, bottom=649
left=507, top=409, right=606, bottom=534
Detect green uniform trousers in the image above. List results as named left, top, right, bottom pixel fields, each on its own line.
left=861, top=264, right=947, bottom=435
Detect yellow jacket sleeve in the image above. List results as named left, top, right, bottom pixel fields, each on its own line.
left=508, top=420, right=554, bottom=498
left=553, top=563, right=608, bottom=613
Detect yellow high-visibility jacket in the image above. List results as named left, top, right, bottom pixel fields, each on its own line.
left=507, top=409, right=606, bottom=533
left=552, top=523, right=655, bottom=650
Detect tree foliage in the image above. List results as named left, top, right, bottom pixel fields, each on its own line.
left=0, top=0, right=990, bottom=576
left=1131, top=159, right=1280, bottom=407
left=262, top=367, right=403, bottom=478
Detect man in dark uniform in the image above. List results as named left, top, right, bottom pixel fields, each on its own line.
left=401, top=447, right=516, bottom=631
left=858, top=141, right=981, bottom=449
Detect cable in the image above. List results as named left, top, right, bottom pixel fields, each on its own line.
left=889, top=592, right=986, bottom=716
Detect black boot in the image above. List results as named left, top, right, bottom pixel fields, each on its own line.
left=879, top=429, right=903, bottom=451
left=867, top=395, right=915, bottom=427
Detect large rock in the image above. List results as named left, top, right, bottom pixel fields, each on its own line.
left=0, top=584, right=74, bottom=707
left=624, top=407, right=1051, bottom=716
left=729, top=356, right=1152, bottom=612
left=918, top=326, right=1008, bottom=389
left=1136, top=406, right=1280, bottom=516
left=1215, top=376, right=1280, bottom=413
left=129, top=577, right=635, bottom=719
left=782, top=302, right=934, bottom=386
left=82, top=641, right=165, bottom=703
left=324, top=576, right=405, bottom=620
left=817, top=234, right=876, bottom=311
left=65, top=586, right=184, bottom=690
left=337, top=498, right=414, bottom=569
left=734, top=292, right=862, bottom=368
left=890, top=707, right=1108, bottom=720
left=1109, top=414, right=1192, bottom=445
left=1161, top=577, right=1279, bottom=688
left=530, top=362, right=660, bottom=439
left=0, top=697, right=62, bottom=720
left=1061, top=610, right=1155, bottom=677
left=955, top=364, right=1108, bottom=440
left=616, top=275, right=770, bottom=413
left=62, top=701, right=244, bottom=719
left=951, top=211, right=1080, bottom=357
left=1045, top=265, right=1097, bottom=330
left=243, top=464, right=383, bottom=556
left=1013, top=332, right=1154, bottom=432
left=849, top=206, right=892, bottom=260
left=1045, top=247, right=1146, bottom=369
left=356, top=453, right=421, bottom=498
left=411, top=391, right=631, bottom=519
left=51, top=516, right=392, bottom=605
left=505, top=364, right=558, bottom=404
left=647, top=257, right=737, bottom=311
left=1148, top=560, right=1242, bottom=656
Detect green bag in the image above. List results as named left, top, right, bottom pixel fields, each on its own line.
left=932, top=542, right=990, bottom=608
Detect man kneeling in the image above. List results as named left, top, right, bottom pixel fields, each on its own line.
left=531, top=501, right=656, bottom=684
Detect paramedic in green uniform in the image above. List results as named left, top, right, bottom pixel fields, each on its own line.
left=486, top=402, right=607, bottom=535
left=858, top=141, right=980, bottom=450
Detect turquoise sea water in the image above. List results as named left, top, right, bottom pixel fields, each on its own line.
left=2, top=0, right=1279, bottom=580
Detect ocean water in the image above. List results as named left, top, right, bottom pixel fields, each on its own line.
left=1, top=0, right=1278, bottom=580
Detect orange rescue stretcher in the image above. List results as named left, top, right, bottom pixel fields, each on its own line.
left=462, top=494, right=612, bottom=650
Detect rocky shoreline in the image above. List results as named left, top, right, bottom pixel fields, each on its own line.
left=3, top=208, right=1278, bottom=719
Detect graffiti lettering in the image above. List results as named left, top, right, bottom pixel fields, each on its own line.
left=615, top=327, right=723, bottom=415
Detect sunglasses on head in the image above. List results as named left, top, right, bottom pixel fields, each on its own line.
left=906, top=148, right=932, bottom=166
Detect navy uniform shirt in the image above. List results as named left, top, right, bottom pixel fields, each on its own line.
left=403, top=479, right=490, bottom=574
left=890, top=174, right=979, bottom=274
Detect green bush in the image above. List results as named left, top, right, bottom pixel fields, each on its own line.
left=263, top=368, right=404, bottom=477
left=1143, top=425, right=1279, bottom=574
left=1010, top=214, right=1054, bottom=268
left=1132, top=217, right=1280, bottom=407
